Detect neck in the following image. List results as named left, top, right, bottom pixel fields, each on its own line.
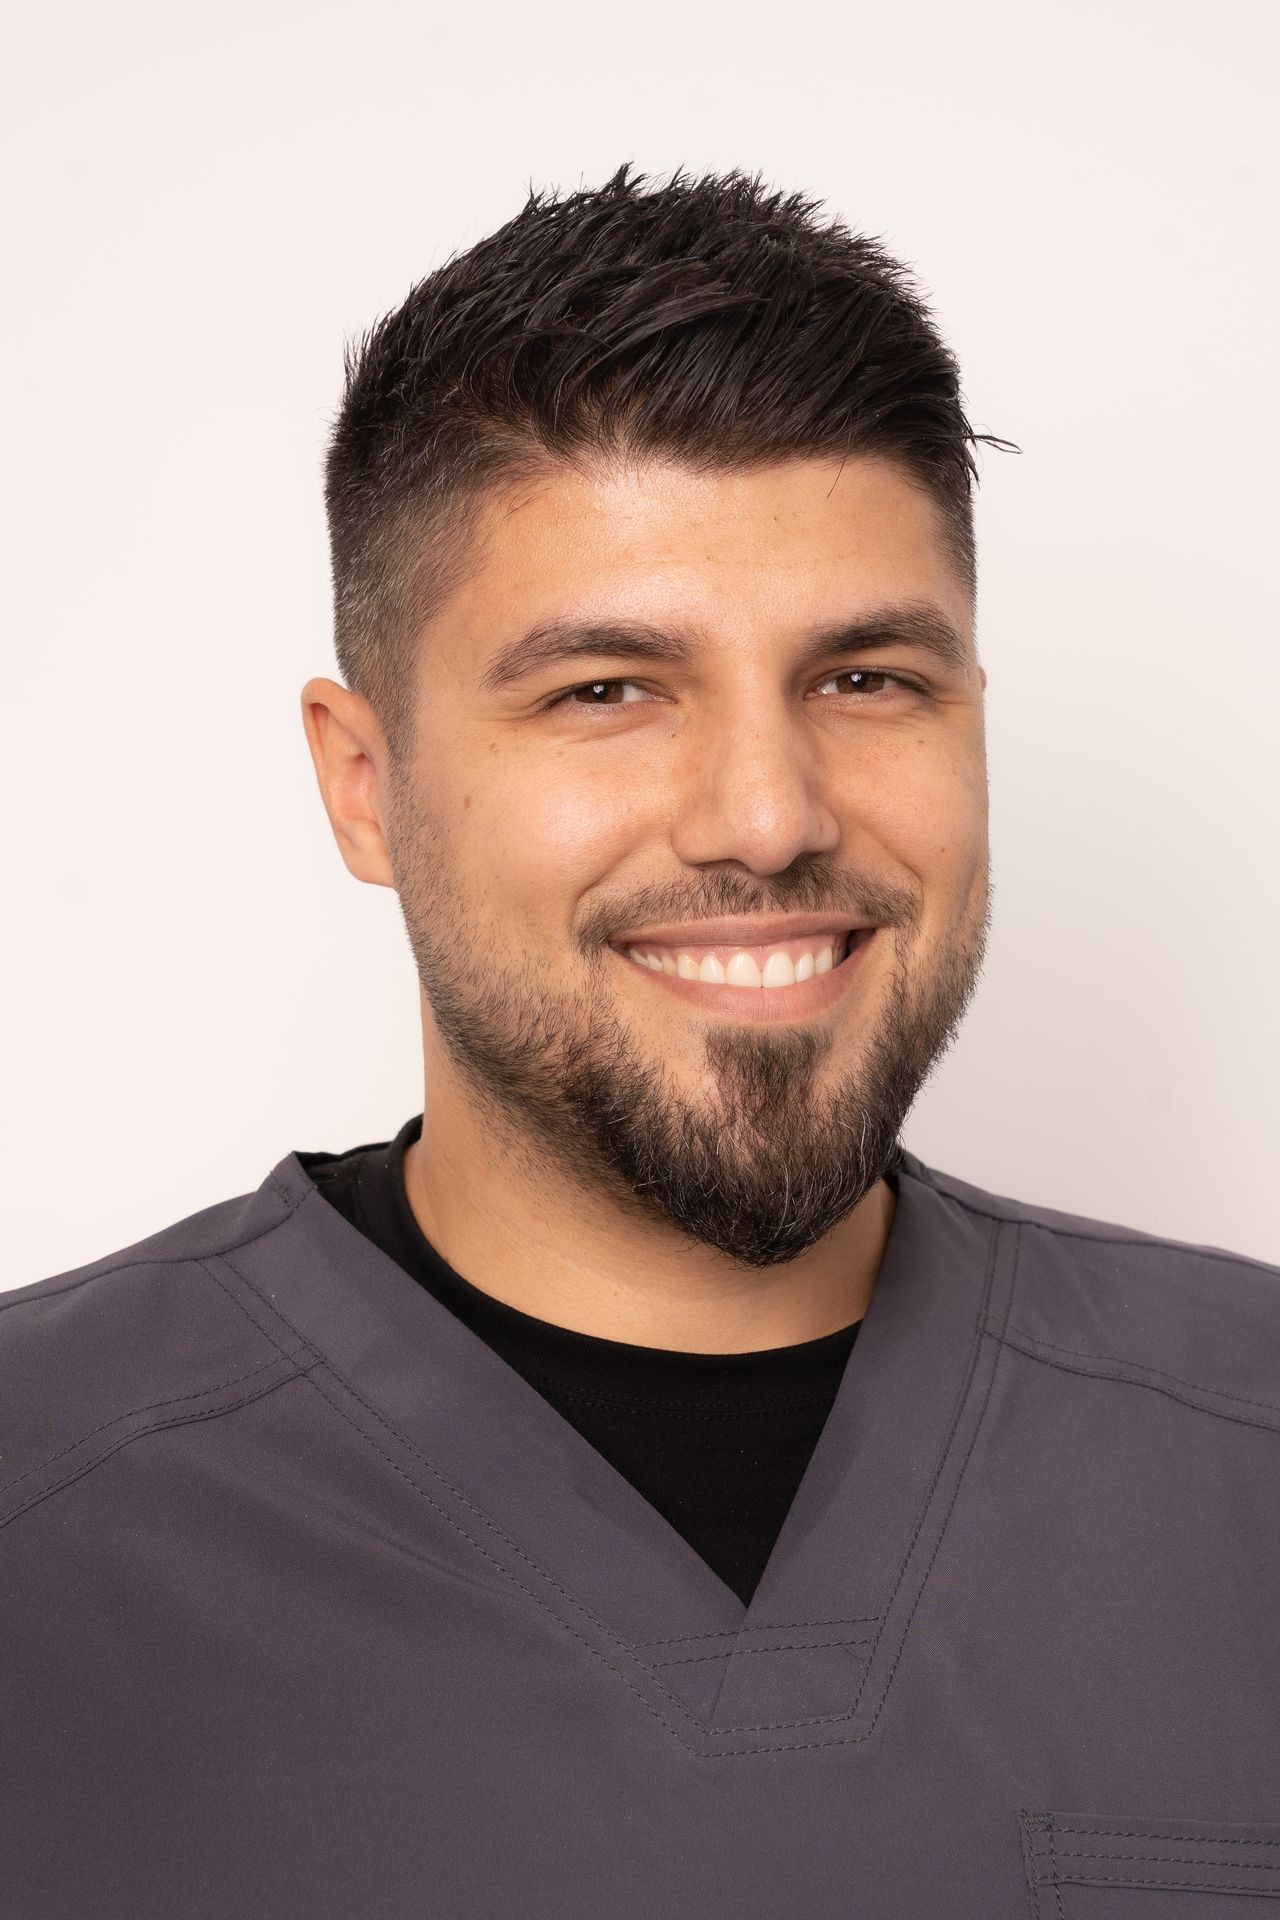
left=401, top=1068, right=896, bottom=1356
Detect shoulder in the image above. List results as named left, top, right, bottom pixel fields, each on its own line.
left=899, top=1147, right=1280, bottom=1430
left=0, top=1166, right=315, bottom=1532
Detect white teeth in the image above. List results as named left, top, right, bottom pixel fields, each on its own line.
left=725, top=952, right=763, bottom=988
left=626, top=934, right=854, bottom=989
left=761, top=950, right=796, bottom=989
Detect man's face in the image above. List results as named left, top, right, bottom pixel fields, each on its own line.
left=383, top=454, right=990, bottom=1267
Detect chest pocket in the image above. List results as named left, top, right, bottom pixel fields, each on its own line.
left=1021, top=1810, right=1280, bottom=1915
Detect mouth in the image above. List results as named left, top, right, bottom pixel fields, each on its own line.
left=609, top=926, right=877, bottom=1022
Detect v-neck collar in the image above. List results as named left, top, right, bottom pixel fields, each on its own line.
left=218, top=1140, right=1017, bottom=1755
left=312, top=1109, right=862, bottom=1408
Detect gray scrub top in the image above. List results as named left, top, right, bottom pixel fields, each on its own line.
left=4, top=1144, right=1280, bottom=1918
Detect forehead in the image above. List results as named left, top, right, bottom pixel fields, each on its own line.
left=434, top=453, right=973, bottom=656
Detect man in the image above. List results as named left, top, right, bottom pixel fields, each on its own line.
left=5, top=165, right=1279, bottom=1918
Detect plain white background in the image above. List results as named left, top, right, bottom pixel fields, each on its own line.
left=5, top=0, right=1277, bottom=1289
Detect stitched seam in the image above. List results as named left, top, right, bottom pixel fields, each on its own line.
left=1061, top=1849, right=1280, bottom=1871
left=839, top=1213, right=1011, bottom=1741
left=996, top=1329, right=1280, bottom=1436
left=906, top=1173, right=1280, bottom=1281
left=214, top=1246, right=752, bottom=1738
left=0, top=1362, right=312, bottom=1536
left=300, top=1358, right=876, bottom=1740
left=196, top=1256, right=319, bottom=1365
left=677, top=1211, right=1006, bottom=1744
left=693, top=1210, right=1007, bottom=1734
left=647, top=1635, right=875, bottom=1666
left=699, top=1213, right=1001, bottom=1732
left=298, top=1362, right=704, bottom=1758
left=709, top=1210, right=1008, bottom=1738
left=1059, top=1828, right=1280, bottom=1847
left=1049, top=1813, right=1066, bottom=1920
left=858, top=1248, right=1009, bottom=1741
left=1019, top=1812, right=1047, bottom=1920
left=999, top=1320, right=1280, bottom=1417
left=1060, top=1873, right=1280, bottom=1892
left=0, top=1176, right=308, bottom=1319
left=292, top=1359, right=726, bottom=1736
left=636, top=1616, right=880, bottom=1646
left=0, top=1350, right=307, bottom=1497
left=214, top=1229, right=357, bottom=1367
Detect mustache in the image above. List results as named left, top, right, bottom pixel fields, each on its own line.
left=581, top=871, right=921, bottom=950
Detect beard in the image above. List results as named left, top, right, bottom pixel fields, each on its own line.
left=386, top=795, right=989, bottom=1270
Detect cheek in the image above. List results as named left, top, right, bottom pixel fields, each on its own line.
left=461, top=748, right=647, bottom=918
left=841, top=737, right=988, bottom=895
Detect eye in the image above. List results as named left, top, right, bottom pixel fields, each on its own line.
left=544, top=679, right=654, bottom=710
left=812, top=668, right=918, bottom=699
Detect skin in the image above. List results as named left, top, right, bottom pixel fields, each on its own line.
left=301, top=453, right=990, bottom=1352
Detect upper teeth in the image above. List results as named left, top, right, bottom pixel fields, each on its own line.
left=625, top=935, right=850, bottom=990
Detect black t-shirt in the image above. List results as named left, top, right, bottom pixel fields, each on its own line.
left=302, top=1114, right=872, bottom=1606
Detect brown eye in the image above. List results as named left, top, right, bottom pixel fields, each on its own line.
left=813, top=669, right=916, bottom=699
left=550, top=679, right=652, bottom=709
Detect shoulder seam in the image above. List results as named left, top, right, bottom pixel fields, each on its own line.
left=0, top=1352, right=315, bottom=1537
left=906, top=1174, right=1277, bottom=1280
left=195, top=1253, right=318, bottom=1365
left=994, top=1323, right=1280, bottom=1437
left=1001, top=1319, right=1280, bottom=1417
left=0, top=1173, right=310, bottom=1320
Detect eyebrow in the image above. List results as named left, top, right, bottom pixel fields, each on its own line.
left=476, top=602, right=971, bottom=695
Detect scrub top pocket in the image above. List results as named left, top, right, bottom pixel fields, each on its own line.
left=1021, top=1809, right=1280, bottom=1916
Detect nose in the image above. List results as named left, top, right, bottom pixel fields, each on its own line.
left=668, top=690, right=841, bottom=875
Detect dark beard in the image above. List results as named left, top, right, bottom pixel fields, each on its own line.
left=387, top=833, right=989, bottom=1268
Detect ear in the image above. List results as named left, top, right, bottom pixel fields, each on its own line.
left=299, top=677, right=398, bottom=888
left=979, top=665, right=988, bottom=691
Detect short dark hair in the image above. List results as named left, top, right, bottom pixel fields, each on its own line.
left=325, top=163, right=1003, bottom=762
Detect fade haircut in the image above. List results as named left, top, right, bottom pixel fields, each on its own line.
left=325, top=162, right=1000, bottom=764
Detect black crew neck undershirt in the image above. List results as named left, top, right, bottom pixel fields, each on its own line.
left=302, top=1115, right=884, bottom=1607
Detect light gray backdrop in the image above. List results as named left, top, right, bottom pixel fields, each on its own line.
left=5, top=0, right=1277, bottom=1287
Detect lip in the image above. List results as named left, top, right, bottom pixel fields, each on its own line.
left=611, top=928, right=877, bottom=1024
left=611, top=913, right=871, bottom=949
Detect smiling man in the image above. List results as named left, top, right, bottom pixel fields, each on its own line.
left=318, top=454, right=987, bottom=1329
left=7, top=166, right=1280, bottom=1918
